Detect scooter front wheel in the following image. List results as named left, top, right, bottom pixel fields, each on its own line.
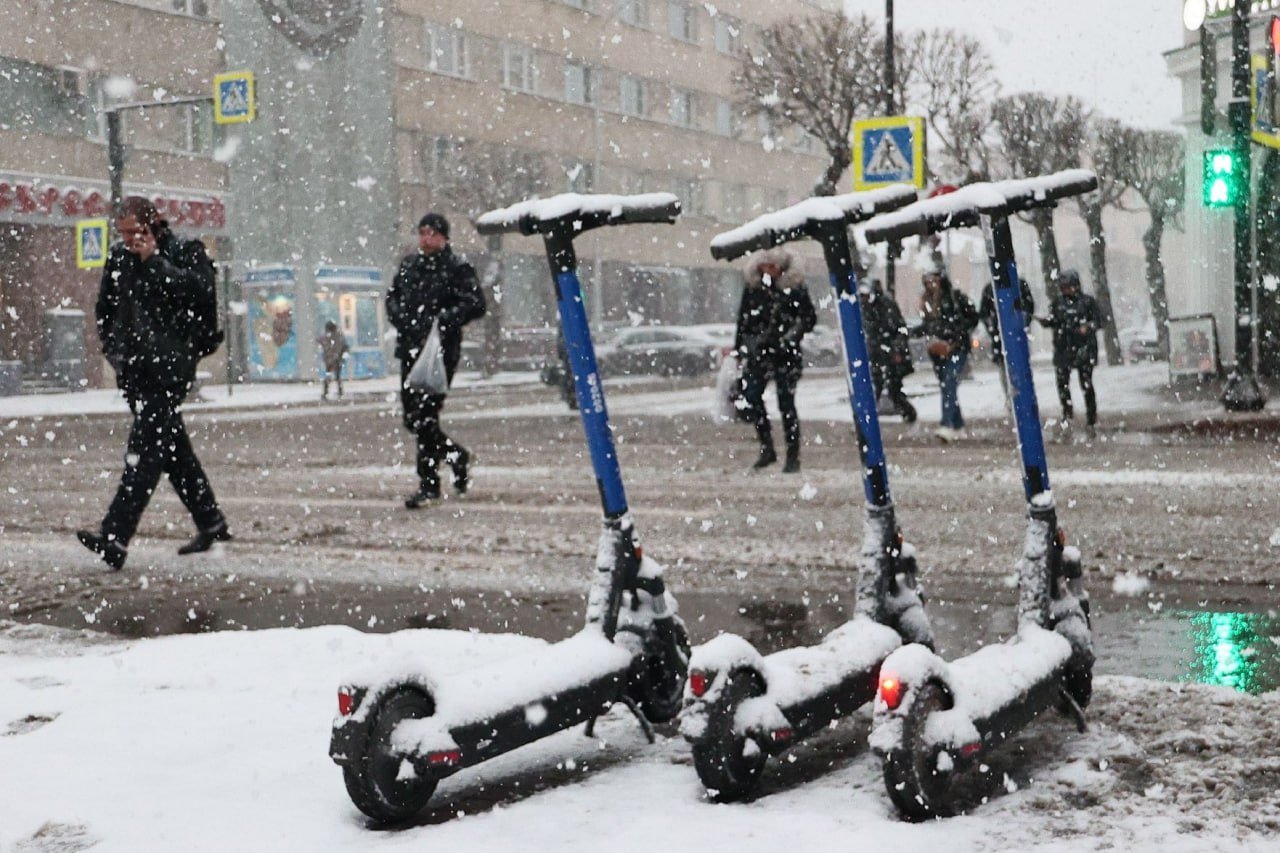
left=629, top=619, right=691, bottom=724
left=342, top=686, right=439, bottom=824
left=691, top=673, right=766, bottom=802
left=883, top=680, right=953, bottom=821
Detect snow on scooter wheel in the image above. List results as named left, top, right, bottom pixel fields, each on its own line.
left=343, top=686, right=439, bottom=825
left=692, top=671, right=767, bottom=802
left=628, top=618, right=691, bottom=723
left=883, top=680, right=954, bottom=821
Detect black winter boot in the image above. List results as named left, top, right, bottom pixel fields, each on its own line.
left=405, top=481, right=442, bottom=509
left=448, top=446, right=471, bottom=495
left=178, top=519, right=233, bottom=555
left=782, top=443, right=801, bottom=473
left=77, top=530, right=128, bottom=571
left=751, top=444, right=778, bottom=470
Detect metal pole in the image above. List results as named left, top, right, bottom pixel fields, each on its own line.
left=1223, top=0, right=1266, bottom=410
left=883, top=0, right=898, bottom=297
left=223, top=264, right=234, bottom=396
left=107, top=110, right=125, bottom=219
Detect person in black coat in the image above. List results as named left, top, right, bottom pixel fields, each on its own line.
left=1038, top=269, right=1101, bottom=432
left=910, top=269, right=978, bottom=440
left=387, top=212, right=487, bottom=508
left=734, top=249, right=817, bottom=472
left=859, top=278, right=916, bottom=423
left=77, top=196, right=229, bottom=570
left=979, top=276, right=1035, bottom=402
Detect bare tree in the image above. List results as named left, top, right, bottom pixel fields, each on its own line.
left=991, top=93, right=1090, bottom=301
left=422, top=139, right=551, bottom=374
left=1120, top=129, right=1185, bottom=356
left=1075, top=117, right=1130, bottom=365
left=735, top=13, right=909, bottom=195
left=909, top=28, right=999, bottom=183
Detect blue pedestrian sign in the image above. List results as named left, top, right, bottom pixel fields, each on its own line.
left=852, top=116, right=927, bottom=191
left=214, top=70, right=256, bottom=125
left=76, top=219, right=108, bottom=269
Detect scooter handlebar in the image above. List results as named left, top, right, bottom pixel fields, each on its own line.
left=861, top=170, right=1098, bottom=244
left=709, top=186, right=918, bottom=262
left=474, top=192, right=681, bottom=237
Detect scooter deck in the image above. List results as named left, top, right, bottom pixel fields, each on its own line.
left=393, top=630, right=635, bottom=768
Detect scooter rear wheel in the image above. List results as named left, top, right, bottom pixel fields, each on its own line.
left=883, top=680, right=953, bottom=821
left=342, top=686, right=438, bottom=824
left=691, top=673, right=766, bottom=802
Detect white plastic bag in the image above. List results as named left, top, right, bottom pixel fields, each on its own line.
left=713, top=354, right=742, bottom=423
left=406, top=320, right=449, bottom=395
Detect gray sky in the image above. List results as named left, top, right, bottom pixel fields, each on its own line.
left=844, top=0, right=1183, bottom=130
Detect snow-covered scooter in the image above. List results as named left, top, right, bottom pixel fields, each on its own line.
left=861, top=172, right=1097, bottom=821
left=680, top=186, right=935, bottom=801
left=329, top=193, right=690, bottom=824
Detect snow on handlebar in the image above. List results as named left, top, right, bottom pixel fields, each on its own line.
left=474, top=192, right=681, bottom=237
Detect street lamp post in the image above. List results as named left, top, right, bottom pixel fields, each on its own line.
left=104, top=94, right=213, bottom=217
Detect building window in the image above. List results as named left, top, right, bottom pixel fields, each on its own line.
left=561, top=0, right=592, bottom=9
left=171, top=0, right=210, bottom=16
left=422, top=135, right=462, bottom=180
left=715, top=99, right=739, bottom=138
left=618, top=0, right=647, bottom=28
left=668, top=1, right=697, bottom=43
left=723, top=183, right=746, bottom=220
left=669, top=88, right=693, bottom=128
left=564, top=61, right=596, bottom=105
left=713, top=15, right=741, bottom=55
left=425, top=24, right=469, bottom=78
left=502, top=44, right=535, bottom=92
left=620, top=76, right=645, bottom=117
left=670, top=176, right=701, bottom=216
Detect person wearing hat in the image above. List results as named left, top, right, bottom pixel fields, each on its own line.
left=1037, top=269, right=1101, bottom=438
left=733, top=248, right=816, bottom=472
left=859, top=278, right=916, bottom=423
left=387, top=212, right=487, bottom=507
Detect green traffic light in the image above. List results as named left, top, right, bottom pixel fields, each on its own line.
left=1202, top=148, right=1240, bottom=207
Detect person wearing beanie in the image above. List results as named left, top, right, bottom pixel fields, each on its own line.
left=1037, top=269, right=1101, bottom=439
left=386, top=212, right=487, bottom=508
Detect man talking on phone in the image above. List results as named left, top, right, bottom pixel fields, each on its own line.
left=77, top=196, right=230, bottom=570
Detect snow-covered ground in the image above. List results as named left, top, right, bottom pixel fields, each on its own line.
left=2, top=621, right=1276, bottom=852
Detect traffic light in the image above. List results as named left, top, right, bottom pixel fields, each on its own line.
left=1203, top=148, right=1241, bottom=208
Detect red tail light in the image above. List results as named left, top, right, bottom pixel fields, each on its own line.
left=338, top=689, right=355, bottom=716
left=689, top=670, right=710, bottom=698
left=960, top=742, right=982, bottom=757
left=426, top=750, right=462, bottom=767
left=879, top=676, right=903, bottom=711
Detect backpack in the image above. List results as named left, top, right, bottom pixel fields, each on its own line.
left=168, top=237, right=224, bottom=359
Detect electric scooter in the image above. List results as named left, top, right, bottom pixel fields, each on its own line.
left=861, top=171, right=1097, bottom=821
left=680, top=186, right=935, bottom=801
left=329, top=192, right=690, bottom=824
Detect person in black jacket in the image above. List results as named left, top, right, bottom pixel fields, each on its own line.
left=388, top=213, right=487, bottom=508
left=859, top=278, right=916, bottom=423
left=734, top=249, right=817, bottom=472
left=910, top=269, right=978, bottom=440
left=1038, top=269, right=1101, bottom=434
left=979, top=276, right=1035, bottom=403
left=77, top=196, right=229, bottom=570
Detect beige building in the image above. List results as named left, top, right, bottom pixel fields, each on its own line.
left=0, top=0, right=842, bottom=389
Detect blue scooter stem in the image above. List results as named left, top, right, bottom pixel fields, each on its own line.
left=814, top=225, right=891, bottom=507
left=552, top=266, right=629, bottom=520
left=984, top=214, right=1051, bottom=501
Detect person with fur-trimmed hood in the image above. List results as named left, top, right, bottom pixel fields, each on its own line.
left=733, top=249, right=817, bottom=472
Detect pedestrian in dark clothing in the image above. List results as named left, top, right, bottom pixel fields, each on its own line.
left=979, top=276, right=1035, bottom=402
left=555, top=329, right=577, bottom=410
left=910, top=269, right=978, bottom=440
left=317, top=320, right=349, bottom=400
left=859, top=278, right=916, bottom=423
left=1038, top=269, right=1101, bottom=435
left=387, top=212, right=487, bottom=508
left=77, top=196, right=229, bottom=570
left=734, top=249, right=817, bottom=473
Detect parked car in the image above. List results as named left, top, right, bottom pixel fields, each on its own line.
left=1120, top=326, right=1163, bottom=362
left=802, top=325, right=842, bottom=367
left=599, top=326, right=723, bottom=377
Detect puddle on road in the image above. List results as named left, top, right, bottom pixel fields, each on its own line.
left=18, top=575, right=1280, bottom=695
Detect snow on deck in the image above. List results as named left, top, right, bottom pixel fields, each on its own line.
left=759, top=618, right=902, bottom=708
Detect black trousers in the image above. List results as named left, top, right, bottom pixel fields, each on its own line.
left=1055, top=362, right=1097, bottom=425
left=400, top=360, right=463, bottom=488
left=102, top=393, right=223, bottom=547
left=741, top=363, right=800, bottom=450
left=872, top=363, right=915, bottom=419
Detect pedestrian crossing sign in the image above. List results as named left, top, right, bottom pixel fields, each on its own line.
left=76, top=219, right=108, bottom=269
left=214, top=70, right=256, bottom=125
left=852, top=116, right=926, bottom=190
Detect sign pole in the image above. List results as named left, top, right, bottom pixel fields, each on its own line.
left=884, top=0, right=897, bottom=297
left=107, top=111, right=125, bottom=220
left=223, top=264, right=234, bottom=397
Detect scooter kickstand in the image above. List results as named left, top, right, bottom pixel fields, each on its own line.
left=582, top=696, right=656, bottom=743
left=1059, top=687, right=1088, bottom=734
